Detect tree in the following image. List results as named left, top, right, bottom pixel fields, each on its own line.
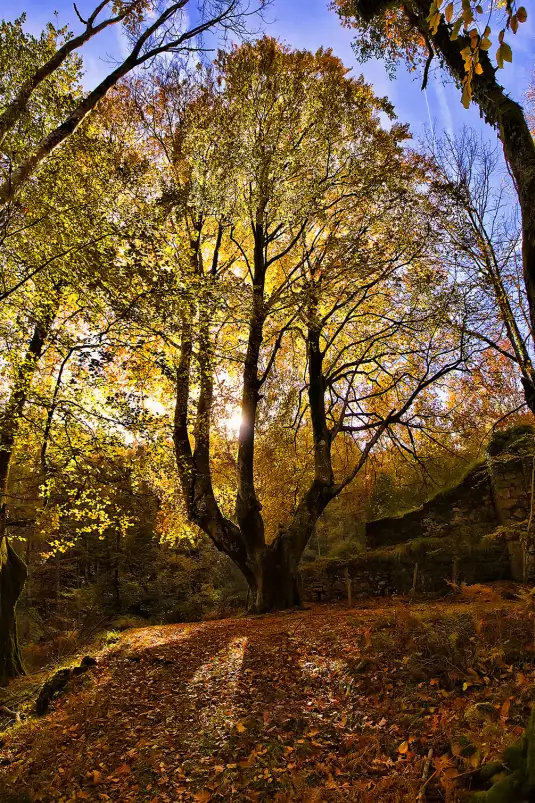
left=425, top=127, right=535, bottom=410
left=0, top=0, right=261, bottom=209
left=0, top=43, right=153, bottom=682
left=333, top=0, right=535, bottom=413
left=127, top=38, right=471, bottom=611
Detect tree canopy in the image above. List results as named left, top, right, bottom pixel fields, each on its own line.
left=0, top=10, right=532, bottom=683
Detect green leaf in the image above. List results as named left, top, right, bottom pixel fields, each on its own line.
left=501, top=42, right=512, bottom=63
left=450, top=17, right=464, bottom=39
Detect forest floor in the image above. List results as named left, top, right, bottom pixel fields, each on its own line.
left=1, top=590, right=535, bottom=803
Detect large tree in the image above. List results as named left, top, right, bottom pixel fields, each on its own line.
left=128, top=39, right=471, bottom=611
left=333, top=0, right=535, bottom=412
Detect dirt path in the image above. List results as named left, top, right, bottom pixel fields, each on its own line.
left=1, top=600, right=533, bottom=802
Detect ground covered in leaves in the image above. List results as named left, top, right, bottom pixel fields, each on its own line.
left=2, top=591, right=535, bottom=802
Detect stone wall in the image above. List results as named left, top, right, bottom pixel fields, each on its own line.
left=300, top=425, right=535, bottom=599
left=366, top=427, right=535, bottom=551
left=300, top=539, right=510, bottom=602
left=365, top=464, right=497, bottom=549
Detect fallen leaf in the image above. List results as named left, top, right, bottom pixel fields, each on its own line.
left=91, top=770, right=103, bottom=785
left=500, top=698, right=512, bottom=720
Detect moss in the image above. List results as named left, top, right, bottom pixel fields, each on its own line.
left=501, top=742, right=525, bottom=772
left=486, top=424, right=535, bottom=458
left=524, top=708, right=535, bottom=788
left=485, top=770, right=524, bottom=802
left=469, top=709, right=535, bottom=801
left=478, top=761, right=505, bottom=783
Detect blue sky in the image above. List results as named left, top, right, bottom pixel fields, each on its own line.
left=8, top=0, right=535, bottom=145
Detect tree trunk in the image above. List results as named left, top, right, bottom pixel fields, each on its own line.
left=0, top=304, right=57, bottom=682
left=248, top=536, right=302, bottom=613
left=0, top=517, right=27, bottom=685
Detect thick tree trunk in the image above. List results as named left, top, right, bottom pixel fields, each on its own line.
left=249, top=538, right=302, bottom=613
left=0, top=518, right=27, bottom=685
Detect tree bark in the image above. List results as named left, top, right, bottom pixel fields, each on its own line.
left=0, top=302, right=57, bottom=683
left=0, top=510, right=27, bottom=686
left=250, top=536, right=302, bottom=613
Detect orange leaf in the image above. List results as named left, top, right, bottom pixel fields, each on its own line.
left=500, top=698, right=512, bottom=720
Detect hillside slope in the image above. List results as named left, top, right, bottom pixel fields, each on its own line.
left=1, top=598, right=535, bottom=802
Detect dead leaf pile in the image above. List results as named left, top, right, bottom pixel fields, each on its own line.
left=1, top=598, right=535, bottom=802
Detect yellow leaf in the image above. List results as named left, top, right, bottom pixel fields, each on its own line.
left=501, top=42, right=513, bottom=62
left=445, top=2, right=454, bottom=22
left=428, top=9, right=441, bottom=34
left=398, top=741, right=409, bottom=753
left=235, top=720, right=247, bottom=733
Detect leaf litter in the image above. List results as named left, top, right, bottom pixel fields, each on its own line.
left=2, top=594, right=535, bottom=802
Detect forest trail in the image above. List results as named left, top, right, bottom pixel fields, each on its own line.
left=1, top=598, right=534, bottom=803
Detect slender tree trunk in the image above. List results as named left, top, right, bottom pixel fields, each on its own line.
left=0, top=1, right=237, bottom=209
left=0, top=3, right=128, bottom=149
left=114, top=530, right=121, bottom=610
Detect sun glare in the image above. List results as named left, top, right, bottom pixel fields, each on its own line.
left=221, top=408, right=243, bottom=439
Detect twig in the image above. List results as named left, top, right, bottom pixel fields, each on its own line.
left=0, top=705, right=20, bottom=722
left=416, top=749, right=434, bottom=802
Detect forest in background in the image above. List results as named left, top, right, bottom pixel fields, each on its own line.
left=0, top=0, right=534, bottom=684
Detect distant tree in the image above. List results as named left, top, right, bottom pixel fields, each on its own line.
left=333, top=0, right=535, bottom=413
left=426, top=128, right=535, bottom=409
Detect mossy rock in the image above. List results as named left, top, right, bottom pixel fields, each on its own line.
left=486, top=424, right=535, bottom=458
